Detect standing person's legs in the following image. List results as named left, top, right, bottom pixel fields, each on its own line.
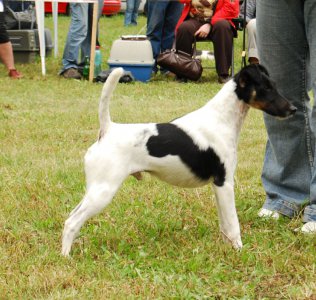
left=62, top=3, right=89, bottom=73
left=80, top=0, right=104, bottom=64
left=124, top=0, right=135, bottom=26
left=247, top=18, right=259, bottom=63
left=131, top=0, right=141, bottom=25
left=303, top=0, right=316, bottom=229
left=210, top=20, right=234, bottom=79
left=146, top=0, right=169, bottom=72
left=257, top=0, right=313, bottom=218
left=161, top=0, right=183, bottom=53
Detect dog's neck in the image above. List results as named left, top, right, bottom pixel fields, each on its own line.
left=206, top=80, right=250, bottom=140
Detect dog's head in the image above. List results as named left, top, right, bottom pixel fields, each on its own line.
left=234, top=64, right=297, bottom=118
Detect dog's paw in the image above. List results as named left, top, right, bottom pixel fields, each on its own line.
left=231, top=238, right=243, bottom=250
left=221, top=231, right=243, bottom=250
left=61, top=234, right=73, bottom=257
left=61, top=244, right=71, bottom=257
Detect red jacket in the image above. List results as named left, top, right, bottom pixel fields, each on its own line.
left=176, top=0, right=240, bottom=31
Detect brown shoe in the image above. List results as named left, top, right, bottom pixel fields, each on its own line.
left=9, top=69, right=23, bottom=79
left=249, top=57, right=259, bottom=64
left=62, top=68, right=82, bottom=79
left=218, top=75, right=230, bottom=84
left=161, top=70, right=176, bottom=78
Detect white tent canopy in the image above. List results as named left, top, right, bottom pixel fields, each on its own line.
left=34, top=0, right=98, bottom=81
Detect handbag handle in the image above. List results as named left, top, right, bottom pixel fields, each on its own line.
left=171, top=38, right=198, bottom=59
left=192, top=38, right=198, bottom=59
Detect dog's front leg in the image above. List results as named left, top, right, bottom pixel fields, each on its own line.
left=213, top=182, right=243, bottom=250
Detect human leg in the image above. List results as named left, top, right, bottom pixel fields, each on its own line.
left=146, top=0, right=168, bottom=72
left=176, top=18, right=201, bottom=55
left=131, top=0, right=141, bottom=25
left=210, top=20, right=234, bottom=78
left=0, top=41, right=14, bottom=70
left=124, top=0, right=135, bottom=26
left=157, top=0, right=183, bottom=75
left=0, top=13, right=22, bottom=78
left=257, top=0, right=313, bottom=218
left=61, top=3, right=89, bottom=72
left=161, top=0, right=183, bottom=53
left=303, top=0, right=316, bottom=226
left=80, top=0, right=104, bottom=64
left=247, top=18, right=259, bottom=63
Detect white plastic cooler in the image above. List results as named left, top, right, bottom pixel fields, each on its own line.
left=107, top=35, right=155, bottom=82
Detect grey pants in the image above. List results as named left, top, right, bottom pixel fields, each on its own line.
left=258, top=0, right=316, bottom=222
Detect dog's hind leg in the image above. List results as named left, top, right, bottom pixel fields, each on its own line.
left=213, top=182, right=243, bottom=250
left=61, top=181, right=123, bottom=257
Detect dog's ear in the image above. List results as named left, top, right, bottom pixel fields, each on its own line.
left=235, top=64, right=269, bottom=89
left=235, top=65, right=253, bottom=88
left=237, top=72, right=247, bottom=88
left=234, top=65, right=260, bottom=101
left=257, top=64, right=270, bottom=77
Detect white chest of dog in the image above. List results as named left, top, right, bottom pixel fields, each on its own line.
left=62, top=65, right=296, bottom=256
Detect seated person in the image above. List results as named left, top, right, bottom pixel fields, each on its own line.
left=239, top=0, right=258, bottom=64
left=175, top=0, right=240, bottom=83
left=7, top=0, right=32, bottom=11
left=0, top=0, right=22, bottom=79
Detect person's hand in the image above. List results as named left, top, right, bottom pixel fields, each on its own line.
left=195, top=23, right=211, bottom=39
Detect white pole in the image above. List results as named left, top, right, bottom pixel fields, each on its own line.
left=52, top=1, right=58, bottom=57
left=35, top=0, right=46, bottom=75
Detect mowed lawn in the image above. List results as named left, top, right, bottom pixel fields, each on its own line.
left=0, top=14, right=315, bottom=299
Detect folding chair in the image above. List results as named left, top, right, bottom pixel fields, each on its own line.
left=196, top=2, right=248, bottom=77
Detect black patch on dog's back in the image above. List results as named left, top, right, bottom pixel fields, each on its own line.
left=146, top=123, right=225, bottom=186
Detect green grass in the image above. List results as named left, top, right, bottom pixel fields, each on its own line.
left=1, top=14, right=316, bottom=299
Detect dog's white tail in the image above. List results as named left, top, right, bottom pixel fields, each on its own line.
left=98, top=68, right=124, bottom=139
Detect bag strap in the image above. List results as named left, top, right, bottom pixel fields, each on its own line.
left=171, top=38, right=198, bottom=58
left=192, top=38, right=198, bottom=58
left=171, top=40, right=177, bottom=51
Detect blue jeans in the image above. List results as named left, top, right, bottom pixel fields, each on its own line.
left=124, top=0, right=141, bottom=26
left=61, top=0, right=103, bottom=72
left=257, top=0, right=316, bottom=222
left=146, top=0, right=183, bottom=72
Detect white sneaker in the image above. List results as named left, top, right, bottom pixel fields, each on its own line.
left=301, top=221, right=316, bottom=233
left=199, top=50, right=215, bottom=61
left=258, top=208, right=280, bottom=220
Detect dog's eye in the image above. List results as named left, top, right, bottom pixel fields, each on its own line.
left=263, top=83, right=273, bottom=91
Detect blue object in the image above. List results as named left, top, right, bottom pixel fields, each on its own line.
left=107, top=63, right=153, bottom=82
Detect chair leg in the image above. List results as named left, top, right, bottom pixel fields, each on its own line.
left=231, top=39, right=234, bottom=77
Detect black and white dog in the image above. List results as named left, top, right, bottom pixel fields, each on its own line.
left=62, top=65, right=296, bottom=256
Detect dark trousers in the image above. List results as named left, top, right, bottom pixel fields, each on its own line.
left=0, top=13, right=9, bottom=44
left=176, top=18, right=235, bottom=77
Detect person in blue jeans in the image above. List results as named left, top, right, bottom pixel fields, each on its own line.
left=60, top=0, right=103, bottom=79
left=124, top=0, right=141, bottom=26
left=257, top=0, right=316, bottom=233
left=146, top=0, right=183, bottom=74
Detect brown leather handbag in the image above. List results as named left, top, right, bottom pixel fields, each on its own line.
left=157, top=39, right=203, bottom=81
